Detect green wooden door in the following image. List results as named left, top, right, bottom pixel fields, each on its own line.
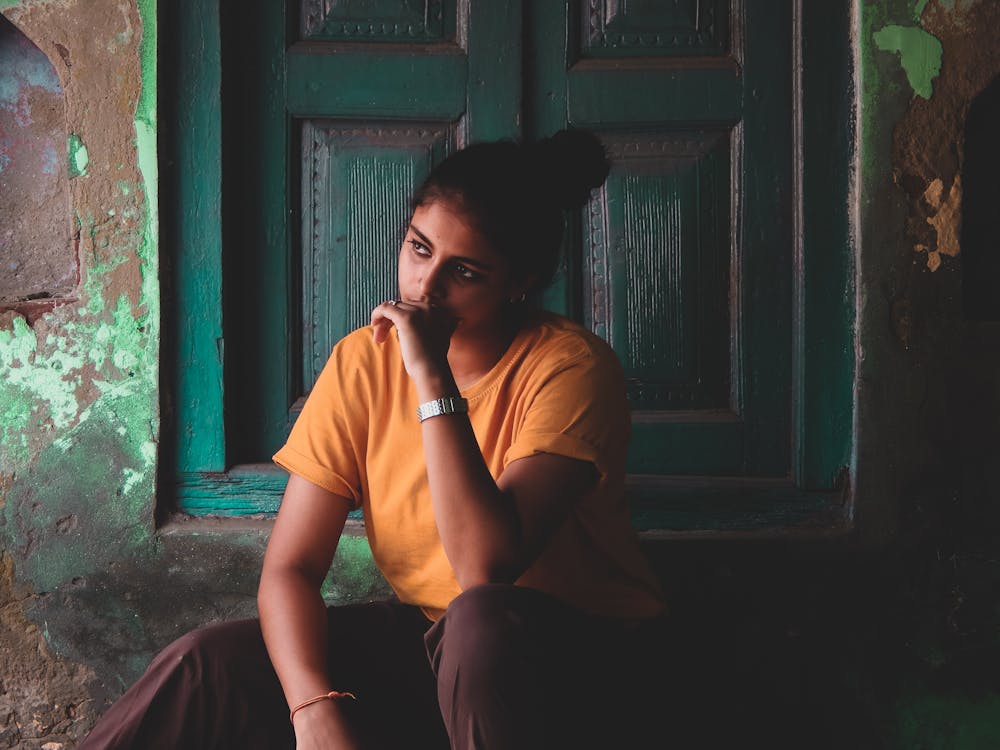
left=180, top=0, right=832, bottom=518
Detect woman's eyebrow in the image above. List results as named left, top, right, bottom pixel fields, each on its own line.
left=410, top=223, right=435, bottom=249
left=408, top=223, right=495, bottom=272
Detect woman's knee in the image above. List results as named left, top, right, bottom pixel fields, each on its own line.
left=428, top=584, right=563, bottom=679
left=148, top=618, right=265, bottom=683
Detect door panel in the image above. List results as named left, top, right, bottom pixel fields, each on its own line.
left=581, top=0, right=730, bottom=57
left=288, top=1, right=522, bottom=413
left=534, top=1, right=793, bottom=477
left=301, top=122, right=454, bottom=389
left=299, top=0, right=458, bottom=42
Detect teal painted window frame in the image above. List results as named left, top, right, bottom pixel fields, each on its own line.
left=163, top=0, right=855, bottom=534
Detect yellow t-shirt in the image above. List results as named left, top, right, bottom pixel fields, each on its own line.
left=273, top=311, right=665, bottom=621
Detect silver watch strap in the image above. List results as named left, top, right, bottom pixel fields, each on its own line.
left=416, top=396, right=469, bottom=422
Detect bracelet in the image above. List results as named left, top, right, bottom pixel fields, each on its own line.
left=289, top=690, right=357, bottom=723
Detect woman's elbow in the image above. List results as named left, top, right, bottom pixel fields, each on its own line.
left=454, top=558, right=522, bottom=590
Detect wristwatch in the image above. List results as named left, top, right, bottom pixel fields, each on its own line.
left=416, top=396, right=469, bottom=423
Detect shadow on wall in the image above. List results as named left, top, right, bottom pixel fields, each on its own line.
left=961, top=74, right=1000, bottom=322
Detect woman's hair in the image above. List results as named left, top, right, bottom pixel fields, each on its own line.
left=411, top=128, right=610, bottom=294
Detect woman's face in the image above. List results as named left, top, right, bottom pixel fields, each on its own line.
left=397, top=200, right=524, bottom=340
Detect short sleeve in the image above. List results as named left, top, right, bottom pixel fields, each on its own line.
left=503, top=345, right=630, bottom=479
left=272, top=334, right=370, bottom=507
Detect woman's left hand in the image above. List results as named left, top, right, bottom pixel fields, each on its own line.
left=370, top=299, right=457, bottom=384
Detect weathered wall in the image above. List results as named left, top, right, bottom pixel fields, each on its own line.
left=0, top=0, right=998, bottom=748
left=855, top=0, right=1000, bottom=746
left=0, top=3, right=387, bottom=746
left=0, top=1, right=163, bottom=745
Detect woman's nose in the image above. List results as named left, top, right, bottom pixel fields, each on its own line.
left=419, top=263, right=445, bottom=300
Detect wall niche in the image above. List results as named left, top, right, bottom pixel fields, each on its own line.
left=0, top=15, right=75, bottom=306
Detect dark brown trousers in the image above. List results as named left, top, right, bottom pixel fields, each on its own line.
left=78, top=584, right=668, bottom=750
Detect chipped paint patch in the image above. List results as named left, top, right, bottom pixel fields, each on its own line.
left=67, top=132, right=88, bottom=177
left=874, top=24, right=942, bottom=100
left=0, top=316, right=83, bottom=437
left=919, top=176, right=962, bottom=271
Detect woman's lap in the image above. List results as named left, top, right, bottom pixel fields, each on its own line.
left=79, top=587, right=666, bottom=750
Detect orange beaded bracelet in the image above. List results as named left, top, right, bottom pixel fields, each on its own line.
left=289, top=690, right=357, bottom=723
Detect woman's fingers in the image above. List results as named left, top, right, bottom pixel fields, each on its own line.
left=370, top=299, right=406, bottom=343
left=370, top=299, right=457, bottom=378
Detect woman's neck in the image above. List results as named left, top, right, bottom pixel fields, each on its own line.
left=447, top=309, right=527, bottom=391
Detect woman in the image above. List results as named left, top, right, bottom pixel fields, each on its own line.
left=80, top=129, right=667, bottom=750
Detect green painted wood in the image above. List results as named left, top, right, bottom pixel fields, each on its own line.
left=173, top=0, right=225, bottom=472
left=527, top=2, right=573, bottom=318
left=176, top=468, right=847, bottom=535
left=177, top=466, right=364, bottom=519
left=576, top=0, right=730, bottom=58
left=177, top=466, right=290, bottom=515
left=793, top=0, right=854, bottom=489
left=221, top=0, right=293, bottom=464
left=301, top=122, right=453, bottom=389
left=567, top=65, right=742, bottom=127
left=629, top=417, right=743, bottom=475
left=465, top=2, right=522, bottom=142
left=299, top=0, right=457, bottom=42
left=594, top=131, right=730, bottom=412
left=738, top=0, right=794, bottom=476
left=287, top=47, right=467, bottom=119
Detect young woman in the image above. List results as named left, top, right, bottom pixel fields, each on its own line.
left=79, top=129, right=667, bottom=750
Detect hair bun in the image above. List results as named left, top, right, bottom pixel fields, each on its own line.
left=532, top=128, right=610, bottom=209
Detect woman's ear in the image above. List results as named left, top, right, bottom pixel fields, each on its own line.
left=507, top=276, right=536, bottom=305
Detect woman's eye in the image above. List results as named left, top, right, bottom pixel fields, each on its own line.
left=408, top=239, right=430, bottom=256
left=454, top=264, right=481, bottom=281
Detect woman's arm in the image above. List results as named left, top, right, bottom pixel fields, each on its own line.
left=372, top=301, right=599, bottom=589
left=419, top=400, right=598, bottom=588
left=258, top=473, right=360, bottom=748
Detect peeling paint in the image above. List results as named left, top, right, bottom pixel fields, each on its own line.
left=66, top=132, right=88, bottom=177
left=873, top=24, right=942, bottom=100
left=919, top=176, right=962, bottom=271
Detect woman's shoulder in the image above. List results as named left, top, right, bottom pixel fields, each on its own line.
left=315, top=325, right=401, bottom=385
left=523, top=311, right=621, bottom=368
